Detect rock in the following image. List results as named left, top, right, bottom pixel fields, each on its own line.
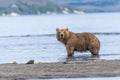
left=26, top=60, right=35, bottom=64
left=13, top=61, right=17, bottom=64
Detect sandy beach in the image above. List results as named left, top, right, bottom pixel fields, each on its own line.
left=0, top=60, right=120, bottom=80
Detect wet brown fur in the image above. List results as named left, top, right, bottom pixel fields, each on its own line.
left=56, top=28, right=100, bottom=59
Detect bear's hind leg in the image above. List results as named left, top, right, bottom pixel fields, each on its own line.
left=90, top=49, right=99, bottom=57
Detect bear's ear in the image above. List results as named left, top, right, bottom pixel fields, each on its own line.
left=56, top=28, right=59, bottom=31
left=66, top=28, right=68, bottom=31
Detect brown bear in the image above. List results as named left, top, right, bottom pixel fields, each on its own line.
left=56, top=28, right=100, bottom=59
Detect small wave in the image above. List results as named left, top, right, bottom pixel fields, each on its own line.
left=0, top=32, right=120, bottom=38
left=0, top=34, right=55, bottom=38
left=100, top=53, right=120, bottom=56
left=93, top=32, right=120, bottom=35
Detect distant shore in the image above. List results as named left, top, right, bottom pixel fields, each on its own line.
left=0, top=60, right=120, bottom=79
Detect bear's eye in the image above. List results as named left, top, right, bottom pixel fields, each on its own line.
left=63, top=31, right=66, bottom=34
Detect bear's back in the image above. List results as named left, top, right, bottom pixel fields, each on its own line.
left=75, top=32, right=100, bottom=50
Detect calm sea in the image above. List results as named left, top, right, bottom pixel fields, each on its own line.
left=0, top=13, right=120, bottom=63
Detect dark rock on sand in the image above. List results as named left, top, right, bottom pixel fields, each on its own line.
left=26, top=60, right=35, bottom=64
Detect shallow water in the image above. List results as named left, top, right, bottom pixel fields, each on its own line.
left=0, top=33, right=120, bottom=63
left=0, top=13, right=120, bottom=63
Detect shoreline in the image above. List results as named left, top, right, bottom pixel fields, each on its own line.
left=0, top=60, right=120, bottom=79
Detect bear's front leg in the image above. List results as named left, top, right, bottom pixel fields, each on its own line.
left=66, top=46, right=74, bottom=60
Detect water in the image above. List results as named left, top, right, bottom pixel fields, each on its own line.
left=0, top=13, right=120, bottom=63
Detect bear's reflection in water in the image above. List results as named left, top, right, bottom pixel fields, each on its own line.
left=65, top=54, right=100, bottom=62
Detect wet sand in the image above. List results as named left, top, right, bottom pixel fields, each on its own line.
left=0, top=60, right=120, bottom=79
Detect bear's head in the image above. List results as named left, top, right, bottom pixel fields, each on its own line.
left=56, top=28, right=70, bottom=43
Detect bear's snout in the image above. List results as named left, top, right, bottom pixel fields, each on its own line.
left=59, top=32, right=64, bottom=39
